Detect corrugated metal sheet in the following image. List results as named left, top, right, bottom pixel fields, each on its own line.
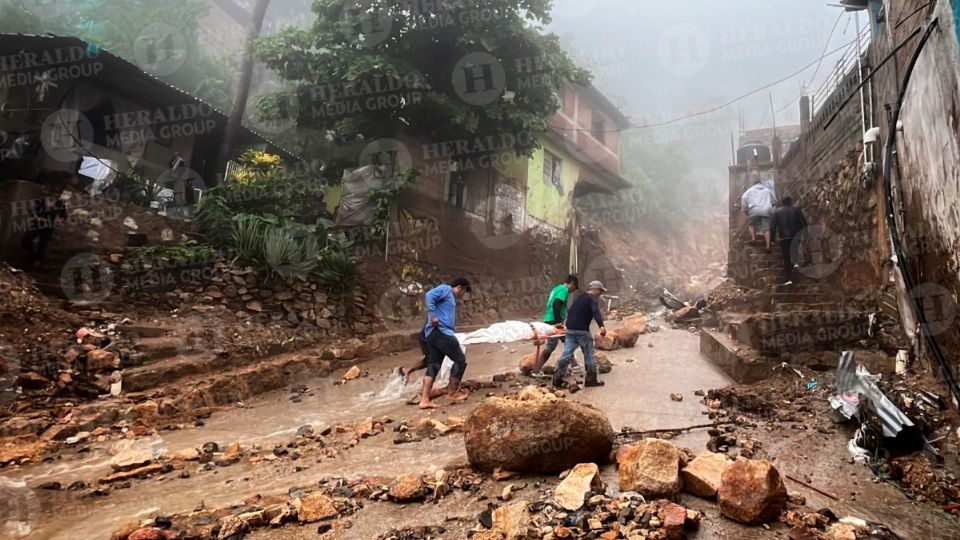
left=831, top=350, right=914, bottom=438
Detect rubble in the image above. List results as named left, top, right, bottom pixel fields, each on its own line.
left=681, top=452, right=732, bottom=498
left=554, top=463, right=603, bottom=510
left=718, top=458, right=788, bottom=525
left=618, top=438, right=684, bottom=498
left=297, top=492, right=339, bottom=522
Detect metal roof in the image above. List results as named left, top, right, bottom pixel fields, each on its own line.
left=0, top=33, right=303, bottom=162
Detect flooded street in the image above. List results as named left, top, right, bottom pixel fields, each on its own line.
left=3, top=324, right=737, bottom=539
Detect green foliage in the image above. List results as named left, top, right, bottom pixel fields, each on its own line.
left=197, top=161, right=330, bottom=245
left=114, top=170, right=166, bottom=207
left=128, top=243, right=216, bottom=267
left=368, top=168, right=419, bottom=237
left=314, top=233, right=357, bottom=289
left=0, top=0, right=235, bottom=109
left=254, top=0, right=589, bottom=164
left=228, top=214, right=355, bottom=285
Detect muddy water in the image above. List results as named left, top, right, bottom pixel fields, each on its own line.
left=2, top=327, right=737, bottom=539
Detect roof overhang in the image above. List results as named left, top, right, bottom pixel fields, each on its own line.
left=542, top=129, right=630, bottom=196
left=0, top=33, right=303, bottom=163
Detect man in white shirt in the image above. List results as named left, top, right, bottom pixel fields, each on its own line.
left=740, top=179, right=776, bottom=252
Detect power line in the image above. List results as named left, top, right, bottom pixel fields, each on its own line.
left=555, top=37, right=858, bottom=134
left=808, top=11, right=845, bottom=91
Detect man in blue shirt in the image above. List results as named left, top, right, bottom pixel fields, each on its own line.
left=553, top=280, right=607, bottom=389
left=419, top=278, right=472, bottom=409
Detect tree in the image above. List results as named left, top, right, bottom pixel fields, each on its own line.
left=216, top=0, right=274, bottom=174
left=254, top=0, right=589, bottom=169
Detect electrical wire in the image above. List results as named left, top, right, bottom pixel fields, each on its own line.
left=554, top=37, right=858, bottom=134
left=808, top=11, right=846, bottom=90
left=882, top=15, right=960, bottom=404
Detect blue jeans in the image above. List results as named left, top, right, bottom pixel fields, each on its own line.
left=554, top=330, right=595, bottom=380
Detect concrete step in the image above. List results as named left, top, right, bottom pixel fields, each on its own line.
left=772, top=302, right=845, bottom=312
left=699, top=329, right=779, bottom=384
left=770, top=292, right=830, bottom=301
left=130, top=336, right=183, bottom=364
left=123, top=353, right=227, bottom=392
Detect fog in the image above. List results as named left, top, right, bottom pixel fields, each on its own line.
left=548, top=1, right=865, bottom=172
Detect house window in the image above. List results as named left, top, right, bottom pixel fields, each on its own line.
left=448, top=169, right=467, bottom=208
left=591, top=118, right=606, bottom=144
left=544, top=150, right=563, bottom=194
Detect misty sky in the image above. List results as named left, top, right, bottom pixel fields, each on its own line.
left=547, top=0, right=867, bottom=173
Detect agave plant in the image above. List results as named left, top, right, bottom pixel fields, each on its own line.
left=264, top=225, right=319, bottom=281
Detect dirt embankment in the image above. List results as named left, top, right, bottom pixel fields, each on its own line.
left=581, top=210, right=728, bottom=306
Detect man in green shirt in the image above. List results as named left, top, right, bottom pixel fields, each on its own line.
left=531, top=275, right=579, bottom=377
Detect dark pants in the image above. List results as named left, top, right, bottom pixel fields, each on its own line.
left=425, top=330, right=467, bottom=379
left=780, top=238, right=795, bottom=282
left=21, top=227, right=54, bottom=268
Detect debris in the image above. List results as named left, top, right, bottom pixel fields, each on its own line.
left=389, top=473, right=426, bottom=502
left=670, top=393, right=683, bottom=402
left=784, top=474, right=840, bottom=501
left=681, top=452, right=732, bottom=498
left=660, top=289, right=687, bottom=310
left=718, top=458, right=788, bottom=525
left=297, top=493, right=338, bottom=522
left=618, top=438, right=683, bottom=498
left=343, top=366, right=361, bottom=381
left=554, top=463, right=602, bottom=511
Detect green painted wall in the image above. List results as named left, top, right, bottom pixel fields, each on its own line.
left=525, top=138, right=579, bottom=228
left=325, top=184, right=342, bottom=214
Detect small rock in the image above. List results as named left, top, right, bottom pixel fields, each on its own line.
left=343, top=366, right=361, bottom=380
left=389, top=473, right=426, bottom=502
left=718, top=458, right=788, bottom=525
left=554, top=463, right=602, bottom=511
left=298, top=493, right=338, bottom=522
left=670, top=393, right=683, bottom=402
left=110, top=449, right=153, bottom=472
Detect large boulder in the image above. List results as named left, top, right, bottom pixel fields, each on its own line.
left=615, top=313, right=648, bottom=348
left=718, top=458, right=787, bottom=524
left=464, top=396, right=614, bottom=473
left=618, top=438, right=683, bottom=498
left=681, top=452, right=732, bottom=498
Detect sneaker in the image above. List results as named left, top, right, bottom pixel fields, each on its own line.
left=783, top=280, right=793, bottom=286
left=552, top=378, right=568, bottom=389
left=531, top=370, right=551, bottom=380
left=570, top=362, right=584, bottom=374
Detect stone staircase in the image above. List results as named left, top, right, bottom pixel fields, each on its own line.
left=702, top=241, right=893, bottom=383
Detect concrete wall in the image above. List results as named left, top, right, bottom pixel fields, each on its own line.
left=525, top=137, right=578, bottom=229
left=882, top=0, right=960, bottom=381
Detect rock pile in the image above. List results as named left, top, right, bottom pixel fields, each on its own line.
left=118, top=258, right=379, bottom=334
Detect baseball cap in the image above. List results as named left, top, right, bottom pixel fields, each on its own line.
left=588, top=280, right=607, bottom=292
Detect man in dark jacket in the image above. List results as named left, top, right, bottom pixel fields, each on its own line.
left=770, top=196, right=808, bottom=284
left=552, top=280, right=607, bottom=389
